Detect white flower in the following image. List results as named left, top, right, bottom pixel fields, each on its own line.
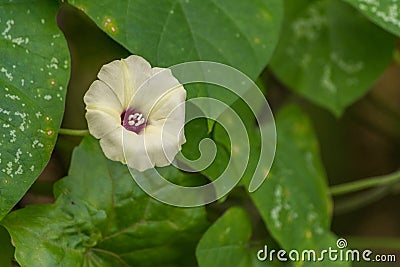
left=84, top=55, right=186, bottom=171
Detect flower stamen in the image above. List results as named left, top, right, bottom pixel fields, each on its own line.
left=121, top=109, right=146, bottom=134
left=128, top=112, right=145, bottom=126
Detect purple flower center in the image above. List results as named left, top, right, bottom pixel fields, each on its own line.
left=121, top=108, right=146, bottom=134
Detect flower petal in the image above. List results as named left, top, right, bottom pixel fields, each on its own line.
left=148, top=86, right=186, bottom=122
left=128, top=68, right=183, bottom=117
left=97, top=59, right=125, bottom=105
left=84, top=80, right=123, bottom=113
left=85, top=109, right=120, bottom=139
left=123, top=55, right=152, bottom=95
left=122, top=130, right=153, bottom=171
left=146, top=125, right=183, bottom=166
left=148, top=89, right=186, bottom=148
left=99, top=127, right=125, bottom=163
left=97, top=55, right=152, bottom=107
left=123, top=125, right=182, bottom=171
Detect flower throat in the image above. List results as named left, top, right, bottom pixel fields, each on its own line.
left=121, top=108, right=146, bottom=134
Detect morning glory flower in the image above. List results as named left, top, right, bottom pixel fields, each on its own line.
left=84, top=55, right=186, bottom=171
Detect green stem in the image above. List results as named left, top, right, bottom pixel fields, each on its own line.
left=333, top=187, right=389, bottom=214
left=346, top=236, right=400, bottom=250
left=393, top=48, right=400, bottom=66
left=58, top=128, right=90, bottom=137
left=329, top=170, right=400, bottom=196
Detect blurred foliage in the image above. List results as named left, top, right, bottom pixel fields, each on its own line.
left=270, top=0, right=396, bottom=116
left=196, top=207, right=278, bottom=267
left=0, top=226, right=13, bottom=267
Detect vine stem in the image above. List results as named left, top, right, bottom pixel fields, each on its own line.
left=333, top=187, right=389, bottom=214
left=329, top=170, right=400, bottom=196
left=58, top=128, right=90, bottom=136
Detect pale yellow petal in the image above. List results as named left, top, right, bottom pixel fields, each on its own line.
left=84, top=80, right=123, bottom=113
left=148, top=86, right=186, bottom=122
left=128, top=68, right=183, bottom=116
left=123, top=125, right=182, bottom=171
left=97, top=55, right=152, bottom=108
left=123, top=55, right=152, bottom=96
left=122, top=130, right=154, bottom=171
left=97, top=59, right=125, bottom=106
left=99, top=127, right=125, bottom=163
left=86, top=109, right=120, bottom=139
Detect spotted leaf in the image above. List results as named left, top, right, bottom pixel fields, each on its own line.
left=343, top=0, right=400, bottom=37
left=270, top=0, right=396, bottom=116
left=0, top=0, right=70, bottom=219
left=250, top=105, right=349, bottom=266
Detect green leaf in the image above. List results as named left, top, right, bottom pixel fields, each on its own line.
left=0, top=0, right=70, bottom=219
left=0, top=226, right=14, bottom=267
left=343, top=0, right=400, bottom=36
left=250, top=105, right=349, bottom=266
left=211, top=93, right=265, bottom=187
left=270, top=0, right=396, bottom=116
left=196, top=207, right=277, bottom=267
left=68, top=0, right=283, bottom=80
left=1, top=136, right=209, bottom=267
left=180, top=107, right=230, bottom=183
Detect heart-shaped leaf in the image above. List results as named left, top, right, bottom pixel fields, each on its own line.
left=251, top=105, right=349, bottom=266
left=0, top=0, right=70, bottom=219
left=196, top=207, right=279, bottom=267
left=343, top=0, right=400, bottom=36
left=2, top=136, right=209, bottom=267
left=68, top=0, right=283, bottom=80
left=270, top=0, right=395, bottom=116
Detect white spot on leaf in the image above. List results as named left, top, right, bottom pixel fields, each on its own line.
left=1, top=67, right=13, bottom=81
left=321, top=65, right=336, bottom=93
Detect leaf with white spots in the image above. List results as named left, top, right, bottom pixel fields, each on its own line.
left=0, top=0, right=70, bottom=219
left=68, top=0, right=283, bottom=80
left=270, top=0, right=396, bottom=116
left=343, top=0, right=400, bottom=36
left=251, top=105, right=349, bottom=266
